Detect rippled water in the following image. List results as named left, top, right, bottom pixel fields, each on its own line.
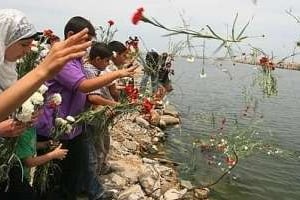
left=165, top=58, right=300, bottom=200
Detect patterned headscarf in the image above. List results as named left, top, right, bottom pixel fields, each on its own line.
left=0, top=9, right=36, bottom=92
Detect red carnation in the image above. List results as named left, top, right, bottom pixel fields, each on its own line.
left=108, top=20, right=114, bottom=26
left=43, top=29, right=53, bottom=37
left=132, top=7, right=144, bottom=25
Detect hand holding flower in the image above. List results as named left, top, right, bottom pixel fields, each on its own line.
left=0, top=119, right=27, bottom=137
left=48, top=143, right=68, bottom=160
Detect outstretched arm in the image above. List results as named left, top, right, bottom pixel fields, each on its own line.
left=0, top=29, right=91, bottom=121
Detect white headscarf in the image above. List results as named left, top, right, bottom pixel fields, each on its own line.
left=0, top=9, right=36, bottom=92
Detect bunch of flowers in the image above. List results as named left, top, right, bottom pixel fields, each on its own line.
left=254, top=56, right=278, bottom=97
left=126, top=36, right=140, bottom=60
left=96, top=20, right=117, bottom=44
left=15, top=84, right=48, bottom=123
left=17, top=29, right=58, bottom=78
left=124, top=81, right=139, bottom=103
left=187, top=111, right=297, bottom=190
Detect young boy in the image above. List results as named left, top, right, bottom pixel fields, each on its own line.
left=36, top=16, right=137, bottom=200
left=107, top=41, right=130, bottom=101
left=7, top=128, right=68, bottom=200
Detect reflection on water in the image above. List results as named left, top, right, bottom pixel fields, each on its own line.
left=165, top=58, right=300, bottom=200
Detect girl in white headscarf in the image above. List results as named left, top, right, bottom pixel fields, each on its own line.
left=0, top=9, right=38, bottom=137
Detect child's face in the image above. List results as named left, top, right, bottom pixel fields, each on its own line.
left=113, top=51, right=128, bottom=66
left=94, top=57, right=111, bottom=70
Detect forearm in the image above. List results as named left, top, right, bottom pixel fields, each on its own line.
left=88, top=95, right=117, bottom=106
left=79, top=71, right=121, bottom=93
left=24, top=152, right=54, bottom=168
left=0, top=67, right=48, bottom=121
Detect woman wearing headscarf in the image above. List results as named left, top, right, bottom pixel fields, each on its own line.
left=0, top=9, right=92, bottom=122
left=0, top=8, right=92, bottom=199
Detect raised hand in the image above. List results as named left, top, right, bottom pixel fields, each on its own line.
left=38, top=28, right=92, bottom=79
left=118, top=65, right=138, bottom=78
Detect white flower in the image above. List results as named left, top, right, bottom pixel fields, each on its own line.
left=129, top=45, right=136, bottom=53
left=66, top=116, right=75, bottom=123
left=15, top=112, right=32, bottom=122
left=200, top=73, right=207, bottom=78
left=112, top=51, right=117, bottom=58
left=65, top=124, right=73, bottom=133
left=15, top=100, right=34, bottom=122
left=38, top=84, right=48, bottom=94
left=55, top=118, right=67, bottom=126
left=49, top=93, right=62, bottom=106
left=244, top=146, right=249, bottom=150
left=186, top=56, right=195, bottom=63
left=31, top=40, right=39, bottom=46
left=30, top=92, right=44, bottom=106
left=21, top=100, right=35, bottom=113
left=31, top=46, right=39, bottom=52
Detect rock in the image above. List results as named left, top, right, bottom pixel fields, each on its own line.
left=154, top=164, right=173, bottom=176
left=123, top=140, right=137, bottom=151
left=111, top=173, right=127, bottom=187
left=135, top=116, right=150, bottom=128
left=150, top=110, right=161, bottom=126
left=152, top=137, right=160, bottom=143
left=160, top=115, right=180, bottom=125
left=163, top=188, right=187, bottom=200
left=194, top=188, right=210, bottom=199
left=118, top=184, right=145, bottom=200
left=180, top=180, right=193, bottom=190
left=142, top=158, right=158, bottom=164
left=139, top=172, right=161, bottom=198
left=156, top=131, right=165, bottom=138
left=159, top=119, right=167, bottom=129
left=163, top=109, right=179, bottom=118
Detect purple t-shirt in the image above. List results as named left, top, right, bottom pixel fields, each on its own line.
left=36, top=59, right=86, bottom=140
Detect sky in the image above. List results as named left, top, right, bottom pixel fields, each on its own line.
left=2, top=0, right=300, bottom=59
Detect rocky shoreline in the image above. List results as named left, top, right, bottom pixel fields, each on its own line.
left=95, top=108, right=210, bottom=200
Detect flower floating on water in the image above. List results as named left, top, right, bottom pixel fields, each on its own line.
left=186, top=56, right=195, bottom=63
left=200, top=67, right=207, bottom=78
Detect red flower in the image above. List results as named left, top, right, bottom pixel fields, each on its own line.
left=142, top=98, right=153, bottom=114
left=108, top=20, right=114, bottom=26
left=43, top=29, right=53, bottom=37
left=226, top=156, right=236, bottom=166
left=132, top=7, right=144, bottom=25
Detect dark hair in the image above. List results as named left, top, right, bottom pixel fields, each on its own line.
left=107, top=41, right=127, bottom=54
left=64, top=16, right=96, bottom=39
left=89, top=42, right=112, bottom=60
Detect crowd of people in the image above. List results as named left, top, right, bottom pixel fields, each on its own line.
left=0, top=8, right=175, bottom=200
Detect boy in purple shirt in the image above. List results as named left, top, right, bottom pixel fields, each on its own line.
left=36, top=16, right=137, bottom=200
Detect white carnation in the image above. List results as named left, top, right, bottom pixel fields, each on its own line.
left=65, top=124, right=73, bottom=133
left=66, top=116, right=75, bottom=123
left=38, top=84, right=48, bottom=94
left=50, top=93, right=62, bottom=106
left=15, top=112, right=32, bottom=122
left=31, top=46, right=39, bottom=52
left=55, top=117, right=67, bottom=126
left=22, top=100, right=35, bottom=113
left=31, top=40, right=39, bottom=46
left=30, top=92, right=44, bottom=106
